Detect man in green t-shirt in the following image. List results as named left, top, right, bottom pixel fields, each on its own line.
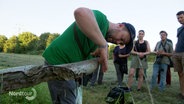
left=43, top=7, right=136, bottom=104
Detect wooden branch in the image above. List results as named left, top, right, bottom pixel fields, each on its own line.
left=0, top=58, right=99, bottom=94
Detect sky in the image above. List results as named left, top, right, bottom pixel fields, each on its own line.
left=0, top=0, right=184, bottom=50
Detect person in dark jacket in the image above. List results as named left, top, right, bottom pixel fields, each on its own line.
left=113, top=43, right=130, bottom=86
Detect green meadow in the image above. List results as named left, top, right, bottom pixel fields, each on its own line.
left=0, top=53, right=183, bottom=104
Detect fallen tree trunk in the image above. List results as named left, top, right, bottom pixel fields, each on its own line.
left=0, top=58, right=99, bottom=94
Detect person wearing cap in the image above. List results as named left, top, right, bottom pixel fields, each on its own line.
left=127, top=30, right=151, bottom=91
left=42, top=7, right=135, bottom=104
left=150, top=30, right=173, bottom=92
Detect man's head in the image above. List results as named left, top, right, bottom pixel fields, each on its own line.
left=107, top=22, right=136, bottom=53
left=138, top=30, right=145, bottom=40
left=176, top=11, right=184, bottom=25
left=160, top=30, right=167, bottom=41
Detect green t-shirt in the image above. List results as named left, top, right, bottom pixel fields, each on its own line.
left=42, top=10, right=109, bottom=65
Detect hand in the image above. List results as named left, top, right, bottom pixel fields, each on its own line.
left=127, top=54, right=130, bottom=57
left=91, top=47, right=108, bottom=72
left=138, top=52, right=145, bottom=58
left=157, top=50, right=164, bottom=55
left=152, top=51, right=157, bottom=55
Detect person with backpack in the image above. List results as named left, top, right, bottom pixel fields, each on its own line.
left=157, top=39, right=173, bottom=86
left=150, top=31, right=173, bottom=92
left=127, top=30, right=151, bottom=91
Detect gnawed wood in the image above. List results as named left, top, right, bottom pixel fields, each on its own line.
left=0, top=58, right=99, bottom=94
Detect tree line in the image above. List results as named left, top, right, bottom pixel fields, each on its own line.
left=0, top=32, right=118, bottom=59
left=0, top=32, right=155, bottom=61
left=0, top=32, right=115, bottom=54
left=0, top=32, right=59, bottom=54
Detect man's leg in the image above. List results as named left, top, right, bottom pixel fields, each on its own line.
left=114, top=63, right=123, bottom=86
left=48, top=80, right=77, bottom=104
left=179, top=53, right=184, bottom=96
left=159, top=64, right=168, bottom=91
left=76, top=85, right=82, bottom=104
left=137, top=68, right=144, bottom=90
left=144, top=68, right=147, bottom=79
left=135, top=69, right=139, bottom=81
left=178, top=71, right=184, bottom=96
left=98, top=65, right=104, bottom=85
left=127, top=68, right=135, bottom=89
left=173, top=52, right=184, bottom=98
left=166, top=66, right=171, bottom=85
left=48, top=81, right=59, bottom=104
left=150, top=64, right=159, bottom=90
left=82, top=74, right=93, bottom=86
left=157, top=71, right=160, bottom=84
left=90, top=66, right=99, bottom=86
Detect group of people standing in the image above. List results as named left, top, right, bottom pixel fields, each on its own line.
left=42, top=7, right=184, bottom=103
left=113, top=11, right=184, bottom=100
left=113, top=29, right=150, bottom=90
left=42, top=7, right=136, bottom=104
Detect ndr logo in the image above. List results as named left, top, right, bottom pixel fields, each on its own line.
left=9, top=88, right=37, bottom=101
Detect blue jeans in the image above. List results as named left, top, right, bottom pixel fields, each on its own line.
left=48, top=80, right=77, bottom=104
left=150, top=63, right=168, bottom=91
left=45, top=61, right=77, bottom=104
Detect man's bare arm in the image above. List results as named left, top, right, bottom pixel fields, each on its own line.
left=74, top=7, right=108, bottom=72
left=74, top=7, right=107, bottom=47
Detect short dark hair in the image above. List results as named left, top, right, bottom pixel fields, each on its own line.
left=176, top=11, right=184, bottom=15
left=139, top=30, right=145, bottom=33
left=160, top=30, right=168, bottom=36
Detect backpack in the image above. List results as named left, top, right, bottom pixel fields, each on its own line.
left=105, top=86, right=133, bottom=104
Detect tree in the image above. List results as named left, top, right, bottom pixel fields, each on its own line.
left=46, top=33, right=59, bottom=47
left=0, top=35, right=7, bottom=52
left=3, top=36, right=20, bottom=53
left=108, top=44, right=116, bottom=59
left=18, top=32, right=39, bottom=52
left=36, top=32, right=51, bottom=50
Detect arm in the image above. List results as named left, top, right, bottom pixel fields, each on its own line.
left=143, top=41, right=151, bottom=56
left=74, top=7, right=107, bottom=47
left=131, top=49, right=138, bottom=55
left=130, top=42, right=137, bottom=55
left=161, top=52, right=172, bottom=57
left=119, top=54, right=130, bottom=58
left=74, top=7, right=108, bottom=72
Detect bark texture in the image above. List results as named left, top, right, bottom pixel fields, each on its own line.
left=0, top=58, right=99, bottom=94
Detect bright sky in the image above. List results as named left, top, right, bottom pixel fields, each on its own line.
left=0, top=0, right=183, bottom=50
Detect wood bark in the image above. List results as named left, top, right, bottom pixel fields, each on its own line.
left=0, top=58, right=99, bottom=94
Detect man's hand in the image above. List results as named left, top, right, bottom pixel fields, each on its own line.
left=91, top=47, right=108, bottom=72
left=156, top=50, right=165, bottom=56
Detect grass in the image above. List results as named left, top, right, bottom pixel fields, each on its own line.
left=0, top=53, right=184, bottom=104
